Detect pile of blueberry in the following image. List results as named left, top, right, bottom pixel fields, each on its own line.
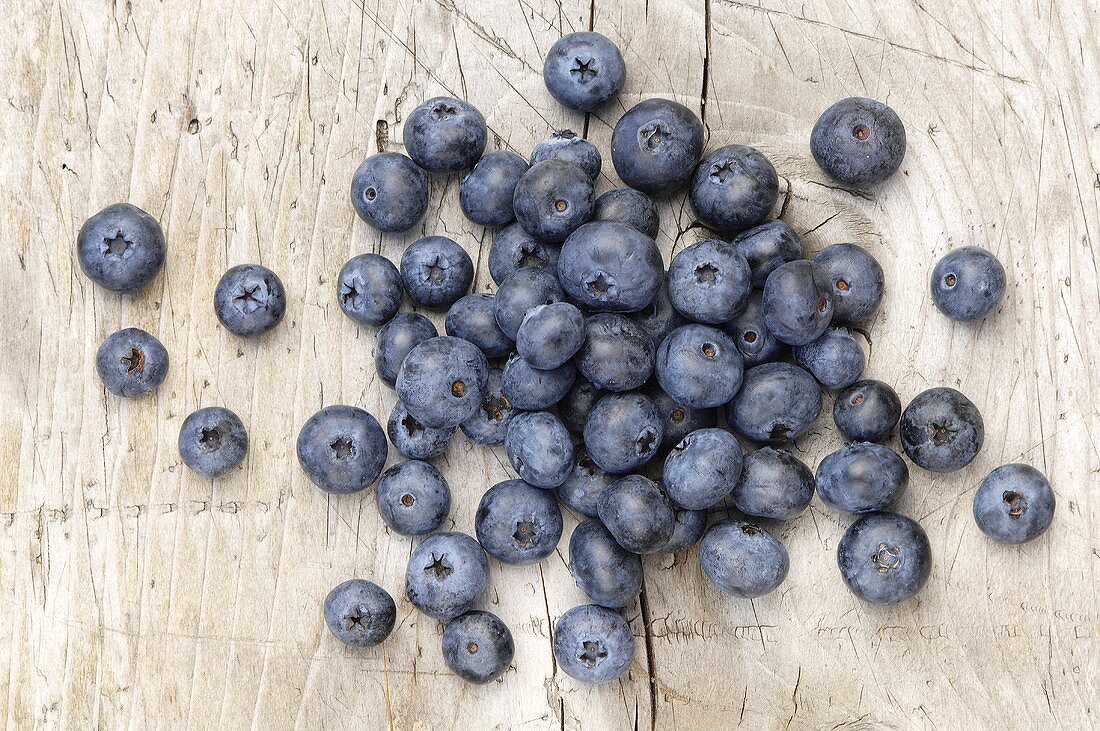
left=82, top=30, right=1055, bottom=686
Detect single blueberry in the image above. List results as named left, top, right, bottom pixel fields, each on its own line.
left=555, top=450, right=615, bottom=518
left=338, top=253, right=403, bottom=327
left=96, top=327, right=169, bottom=397
left=396, top=336, right=490, bottom=429
left=667, top=239, right=752, bottom=324
left=569, top=519, right=643, bottom=608
left=493, top=267, right=566, bottom=340
left=663, top=428, right=743, bottom=510
left=583, top=392, right=664, bottom=474
left=323, top=579, right=396, bottom=647
left=376, top=460, right=451, bottom=536
left=445, top=293, right=515, bottom=358
left=178, top=407, right=248, bottom=477
left=513, top=159, right=595, bottom=243
left=900, top=387, right=984, bottom=472
left=816, top=443, right=909, bottom=513
left=504, top=411, right=574, bottom=488
left=811, top=97, right=906, bottom=186
left=611, top=98, right=704, bottom=196
left=733, top=220, right=803, bottom=288
left=77, top=202, right=165, bottom=292
left=553, top=604, right=635, bottom=684
left=488, top=223, right=561, bottom=285
left=655, top=324, right=744, bottom=409
left=542, top=32, right=626, bottom=111
left=442, top=610, right=515, bottom=684
left=350, top=152, right=429, bottom=232
left=727, top=362, right=822, bottom=443
left=814, top=243, right=885, bottom=324
left=761, top=259, right=834, bottom=346
left=531, top=130, right=602, bottom=181
left=731, top=447, right=815, bottom=521
left=516, top=302, right=586, bottom=370
left=644, top=381, right=718, bottom=452
left=387, top=401, right=454, bottom=460
left=575, top=314, right=656, bottom=392
left=973, top=463, right=1055, bottom=544
left=930, top=246, right=1007, bottom=321
left=592, top=188, right=660, bottom=239
left=700, top=520, right=789, bottom=598
left=558, top=221, right=664, bottom=313
left=628, top=281, right=685, bottom=346
left=400, top=236, right=474, bottom=310
left=837, top=511, right=930, bottom=605
left=689, top=145, right=779, bottom=235
left=557, top=378, right=605, bottom=434
left=214, top=264, right=287, bottom=337
left=297, top=405, right=388, bottom=494
left=374, top=313, right=437, bottom=388
left=597, top=474, right=675, bottom=555
left=405, top=531, right=489, bottom=620
left=659, top=509, right=708, bottom=553
left=793, top=327, right=866, bottom=390
left=460, top=367, right=519, bottom=446
left=833, top=379, right=901, bottom=443
left=722, top=291, right=789, bottom=368
left=459, top=150, right=529, bottom=227
left=501, top=353, right=576, bottom=411
left=475, top=479, right=564, bottom=564
left=403, top=97, right=487, bottom=173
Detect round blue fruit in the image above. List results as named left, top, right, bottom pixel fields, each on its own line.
left=644, top=382, right=718, bottom=453
left=837, top=512, right=930, bottom=605
left=655, top=324, right=744, bottom=409
left=793, top=327, right=866, bottom=390
left=178, top=407, right=248, bottom=477
left=350, top=152, right=429, bottom=232
left=376, top=460, right=451, bottom=536
left=555, top=450, right=615, bottom=518
left=504, top=411, right=574, bottom=488
left=583, top=392, right=663, bottom=474
left=501, top=353, right=576, bottom=411
left=475, top=479, right=563, bottom=565
left=722, top=291, right=789, bottom=368
left=493, top=267, right=566, bottom=340
left=733, top=220, right=803, bottom=288
left=513, top=159, right=594, bottom=243
left=700, top=520, right=789, bottom=598
left=515, top=302, right=586, bottom=370
left=531, top=130, right=602, bottom=180
left=403, top=97, right=487, bottom=173
left=77, top=202, right=165, bottom=292
left=575, top=314, right=656, bottom=392
left=816, top=442, right=909, bottom=513
left=569, top=519, right=643, bottom=608
left=813, top=243, right=885, bottom=324
left=459, top=150, right=529, bottom=227
left=96, top=327, right=169, bottom=398
left=214, top=264, right=287, bottom=337
left=833, top=379, right=901, bottom=443
left=558, top=221, right=664, bottom=313
left=404, top=531, right=489, bottom=620
left=597, top=474, right=675, bottom=554
left=900, top=387, right=984, bottom=472
left=662, top=428, right=743, bottom=510
left=611, top=98, right=704, bottom=196
left=553, top=604, right=635, bottom=684
left=323, top=579, right=396, bottom=647
left=727, top=362, right=822, bottom=443
left=488, top=223, right=560, bottom=285
left=373, top=313, right=437, bottom=388
left=761, top=259, right=834, bottom=346
left=930, top=246, right=1007, bottom=321
left=387, top=401, right=454, bottom=460
left=731, top=447, right=815, bottom=521
left=689, top=144, right=779, bottom=235
left=459, top=367, right=519, bottom=446
left=399, top=236, right=474, bottom=309
left=297, top=405, right=388, bottom=494
left=445, top=293, right=515, bottom=359
left=396, top=336, right=490, bottom=429
left=542, top=32, right=626, bottom=111
left=666, top=239, right=752, bottom=324
left=442, top=610, right=514, bottom=684
left=592, top=188, right=660, bottom=239
left=811, top=97, right=906, bottom=186
left=973, top=463, right=1055, bottom=543
left=337, top=253, right=403, bottom=327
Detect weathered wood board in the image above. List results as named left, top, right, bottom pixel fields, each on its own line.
left=1, top=0, right=1098, bottom=728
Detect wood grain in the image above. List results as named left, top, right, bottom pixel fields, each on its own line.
left=1, top=0, right=1097, bottom=728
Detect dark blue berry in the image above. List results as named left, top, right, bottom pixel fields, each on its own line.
left=557, top=378, right=604, bottom=434
left=405, top=531, right=489, bottom=620
left=77, top=203, right=165, bottom=292
left=667, top=239, right=752, bottom=323
left=96, top=327, right=169, bottom=397
left=501, top=353, right=576, bottom=411
left=531, top=130, right=602, bottom=180
left=659, top=509, right=708, bottom=553
left=387, top=401, right=454, bottom=460
left=731, top=447, right=814, bottom=521
left=644, top=381, right=718, bottom=452
left=323, top=579, right=396, bottom=647
left=459, top=150, right=529, bottom=227
left=542, top=32, right=625, bottom=111
left=900, top=387, right=984, bottom=472
left=689, top=145, right=778, bottom=235
left=400, top=236, right=474, bottom=309
left=811, top=97, right=906, bottom=187
left=488, top=223, right=560, bottom=285
left=833, top=379, right=901, bottom=443
left=597, top=474, right=675, bottom=554
left=178, top=407, right=247, bottom=477
left=973, top=464, right=1055, bottom=544
left=374, top=313, right=437, bottom=388
left=837, top=512, right=930, bottom=605
left=727, top=363, right=822, bottom=443
left=592, top=188, right=660, bottom=239
left=376, top=460, right=451, bottom=536
left=504, top=411, right=574, bottom=488
left=761, top=259, right=834, bottom=346
left=628, top=281, right=685, bottom=346
left=575, top=314, right=655, bottom=392
left=555, top=450, right=615, bottom=518
left=611, top=98, right=704, bottom=196
left=655, top=324, right=744, bottom=409
left=814, top=243, right=885, bottom=324
left=442, top=610, right=514, bottom=683
left=700, top=520, right=788, bottom=598
left=214, top=264, right=287, bottom=337
left=493, top=267, right=566, bottom=340
left=583, top=392, right=663, bottom=474
left=558, top=221, right=664, bottom=313
left=475, top=479, right=563, bottom=564
left=403, top=97, right=487, bottom=173
left=793, top=327, right=866, bottom=390
left=663, top=428, right=743, bottom=510
left=338, top=254, right=403, bottom=327
left=460, top=367, right=519, bottom=446
left=445, top=293, right=514, bottom=358
left=515, top=302, right=586, bottom=370
left=816, top=443, right=909, bottom=513
left=553, top=604, right=635, bottom=684
left=297, top=405, right=388, bottom=494
left=350, top=152, right=428, bottom=232
left=930, top=246, right=1006, bottom=321
left=733, top=220, right=803, bottom=288
left=513, top=159, right=594, bottom=243
left=722, top=291, right=789, bottom=368
left=396, top=336, right=490, bottom=429
left=569, top=519, right=642, bottom=607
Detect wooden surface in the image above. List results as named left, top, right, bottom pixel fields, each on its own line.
left=2, top=0, right=1098, bottom=728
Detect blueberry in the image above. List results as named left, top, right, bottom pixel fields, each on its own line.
left=663, top=428, right=743, bottom=510
left=214, top=264, right=287, bottom=337
left=323, top=579, right=396, bottom=647
left=722, top=291, right=789, bottom=368
left=597, top=474, right=674, bottom=554
left=516, top=302, right=586, bottom=370
left=297, top=405, right=388, bottom=494
left=442, top=610, right=515, bottom=683
left=178, top=407, right=248, bottom=477
left=793, top=327, right=866, bottom=390
left=583, top=392, right=663, bottom=474
left=376, top=460, right=451, bottom=536
left=77, top=202, right=165, bottom=292
left=731, top=447, right=815, bottom=521
left=555, top=450, right=615, bottom=517
left=667, top=239, right=752, bottom=323
left=459, top=368, right=519, bottom=446
left=542, top=32, right=626, bottom=111
left=504, top=411, right=574, bottom=488
left=96, top=328, right=169, bottom=397
left=400, top=236, right=474, bottom=309
left=973, top=463, right=1055, bottom=544
left=699, top=520, right=788, bottom=598
left=513, top=160, right=595, bottom=244
left=732, top=220, right=803, bottom=288
left=501, top=353, right=576, bottom=410
left=338, top=254, right=403, bottom=327
left=445, top=293, right=514, bottom=358
left=930, top=246, right=1007, bottom=321
left=374, top=313, right=438, bottom=388
left=659, top=509, right=708, bottom=553
left=833, top=379, right=901, bottom=443
left=558, top=221, right=664, bottom=313
left=459, top=150, right=529, bottom=227
left=531, top=130, right=602, bottom=180
left=813, top=243, right=885, bottom=324
left=396, top=336, right=490, bottom=429
left=811, top=97, right=906, bottom=187
left=837, top=512, right=930, bottom=605
left=569, top=519, right=643, bottom=607
left=405, top=531, right=489, bottom=620
left=557, top=378, right=604, bottom=434
left=689, top=145, right=779, bottom=235
left=761, top=260, right=834, bottom=346
left=553, top=604, right=635, bottom=684
left=387, top=401, right=454, bottom=460
left=592, top=188, right=660, bottom=239
left=493, top=267, right=566, bottom=340
left=488, top=223, right=560, bottom=285
left=403, top=97, right=487, bottom=173
left=575, top=314, right=655, bottom=392
left=727, top=363, right=822, bottom=443
left=350, top=152, right=429, bottom=232
left=644, top=381, right=718, bottom=452
left=475, top=479, right=563, bottom=564
left=655, top=324, right=744, bottom=409
left=816, top=443, right=909, bottom=513
left=628, top=282, right=685, bottom=347
left=611, top=98, right=704, bottom=196
left=900, top=387, right=984, bottom=472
